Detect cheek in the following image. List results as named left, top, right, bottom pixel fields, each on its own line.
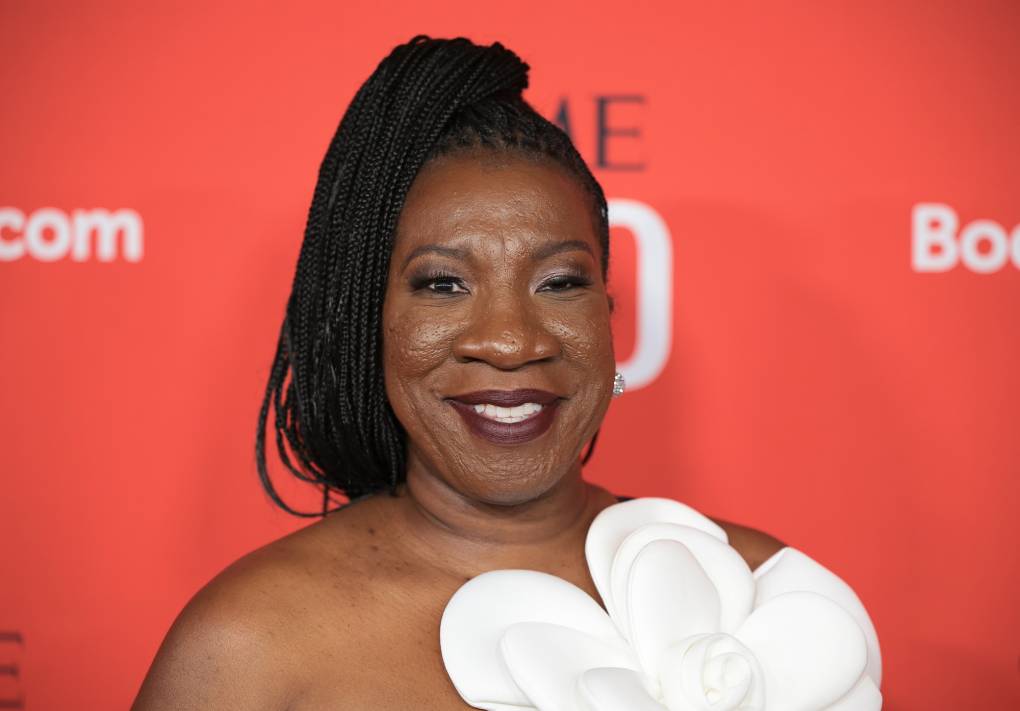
left=382, top=302, right=460, bottom=385
left=546, top=301, right=615, bottom=373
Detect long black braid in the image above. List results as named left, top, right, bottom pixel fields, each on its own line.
left=256, top=36, right=610, bottom=516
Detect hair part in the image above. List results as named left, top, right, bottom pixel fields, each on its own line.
left=257, top=36, right=610, bottom=516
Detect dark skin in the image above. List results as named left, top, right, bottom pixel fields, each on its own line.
left=132, top=152, right=783, bottom=711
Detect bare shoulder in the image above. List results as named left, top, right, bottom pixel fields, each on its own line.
left=131, top=531, right=326, bottom=710
left=131, top=499, right=390, bottom=711
left=708, top=517, right=786, bottom=571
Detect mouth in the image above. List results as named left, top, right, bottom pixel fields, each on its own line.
left=445, top=389, right=562, bottom=445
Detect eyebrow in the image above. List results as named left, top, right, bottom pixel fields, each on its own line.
left=400, top=239, right=595, bottom=271
left=531, top=239, right=595, bottom=262
left=401, top=245, right=470, bottom=270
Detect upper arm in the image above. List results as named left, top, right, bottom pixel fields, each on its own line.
left=709, top=517, right=785, bottom=572
left=131, top=561, right=301, bottom=711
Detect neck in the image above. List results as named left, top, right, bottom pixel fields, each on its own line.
left=395, top=456, right=604, bottom=575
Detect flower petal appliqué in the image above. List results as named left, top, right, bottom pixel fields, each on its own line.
left=735, top=592, right=868, bottom=711
left=626, top=540, right=721, bottom=678
left=501, top=622, right=638, bottom=711
left=585, top=498, right=728, bottom=622
left=441, top=569, right=620, bottom=709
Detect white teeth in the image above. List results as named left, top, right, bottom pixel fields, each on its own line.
left=469, top=402, right=544, bottom=423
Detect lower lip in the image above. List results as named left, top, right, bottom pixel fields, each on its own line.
left=447, top=400, right=561, bottom=445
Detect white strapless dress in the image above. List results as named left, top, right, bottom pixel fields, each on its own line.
left=439, top=497, right=882, bottom=711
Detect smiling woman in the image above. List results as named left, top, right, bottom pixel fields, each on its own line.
left=131, top=36, right=783, bottom=711
left=384, top=154, right=615, bottom=502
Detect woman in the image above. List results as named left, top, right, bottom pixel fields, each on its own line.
left=132, top=36, right=783, bottom=710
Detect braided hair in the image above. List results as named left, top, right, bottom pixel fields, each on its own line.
left=256, top=36, right=610, bottom=516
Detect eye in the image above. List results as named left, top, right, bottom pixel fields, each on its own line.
left=538, top=273, right=593, bottom=292
left=409, top=271, right=469, bottom=295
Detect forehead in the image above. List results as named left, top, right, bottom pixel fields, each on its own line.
left=394, top=152, right=597, bottom=252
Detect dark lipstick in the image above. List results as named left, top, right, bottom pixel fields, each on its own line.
left=446, top=389, right=561, bottom=445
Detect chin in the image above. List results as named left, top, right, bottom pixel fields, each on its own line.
left=461, top=465, right=572, bottom=508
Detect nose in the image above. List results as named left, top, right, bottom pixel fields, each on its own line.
left=452, top=289, right=561, bottom=370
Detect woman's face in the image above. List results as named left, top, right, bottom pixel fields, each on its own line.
left=382, top=151, right=615, bottom=505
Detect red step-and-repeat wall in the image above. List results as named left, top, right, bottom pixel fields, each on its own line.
left=2, top=1, right=1018, bottom=708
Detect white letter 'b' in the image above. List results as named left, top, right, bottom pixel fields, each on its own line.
left=912, top=203, right=958, bottom=272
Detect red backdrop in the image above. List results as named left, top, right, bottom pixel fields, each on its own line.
left=2, top=1, right=1018, bottom=708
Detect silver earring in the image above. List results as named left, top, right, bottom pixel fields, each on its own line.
left=612, top=371, right=626, bottom=398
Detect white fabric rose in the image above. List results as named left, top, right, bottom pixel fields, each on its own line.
left=440, top=498, right=882, bottom=711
